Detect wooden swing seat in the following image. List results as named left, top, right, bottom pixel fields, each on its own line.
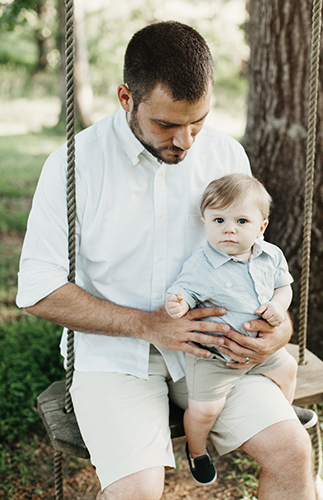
left=285, top=343, right=323, bottom=406
left=37, top=342, right=323, bottom=460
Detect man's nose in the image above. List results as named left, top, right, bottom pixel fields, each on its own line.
left=172, top=126, right=194, bottom=151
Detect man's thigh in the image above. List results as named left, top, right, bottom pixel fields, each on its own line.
left=70, top=351, right=175, bottom=491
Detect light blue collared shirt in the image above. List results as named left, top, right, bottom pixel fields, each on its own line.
left=167, top=238, right=293, bottom=360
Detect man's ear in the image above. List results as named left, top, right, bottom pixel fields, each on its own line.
left=259, top=219, right=269, bottom=236
left=117, top=84, right=133, bottom=112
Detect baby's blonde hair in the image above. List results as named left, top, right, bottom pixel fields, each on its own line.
left=200, top=173, right=272, bottom=220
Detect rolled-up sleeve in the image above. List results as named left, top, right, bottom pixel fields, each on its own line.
left=16, top=146, right=72, bottom=308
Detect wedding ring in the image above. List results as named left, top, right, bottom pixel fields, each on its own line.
left=245, top=356, right=250, bottom=364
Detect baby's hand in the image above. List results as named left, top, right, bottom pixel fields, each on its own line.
left=165, top=293, right=190, bottom=319
left=255, top=301, right=286, bottom=327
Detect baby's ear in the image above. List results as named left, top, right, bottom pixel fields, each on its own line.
left=201, top=217, right=206, bottom=227
left=260, top=219, right=269, bottom=235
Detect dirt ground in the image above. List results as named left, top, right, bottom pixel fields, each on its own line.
left=6, top=435, right=258, bottom=500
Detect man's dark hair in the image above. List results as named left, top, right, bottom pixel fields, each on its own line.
left=123, top=21, right=215, bottom=109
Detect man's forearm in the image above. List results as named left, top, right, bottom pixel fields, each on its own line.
left=24, top=282, right=150, bottom=339
left=24, top=283, right=232, bottom=357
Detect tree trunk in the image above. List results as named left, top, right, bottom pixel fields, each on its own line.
left=35, top=0, right=49, bottom=71
left=243, top=0, right=323, bottom=357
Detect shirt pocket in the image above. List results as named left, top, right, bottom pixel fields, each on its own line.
left=255, top=270, right=276, bottom=302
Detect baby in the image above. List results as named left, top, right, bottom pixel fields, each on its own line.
left=166, top=174, right=314, bottom=485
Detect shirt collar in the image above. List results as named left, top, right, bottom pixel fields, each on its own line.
left=251, top=237, right=278, bottom=260
left=113, top=107, right=162, bottom=167
left=203, top=241, right=232, bottom=269
left=203, top=237, right=272, bottom=269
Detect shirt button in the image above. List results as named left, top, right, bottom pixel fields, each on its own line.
left=226, top=283, right=232, bottom=288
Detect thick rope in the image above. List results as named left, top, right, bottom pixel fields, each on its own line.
left=54, top=451, right=64, bottom=500
left=311, top=404, right=323, bottom=477
left=65, top=0, right=76, bottom=414
left=298, top=0, right=323, bottom=365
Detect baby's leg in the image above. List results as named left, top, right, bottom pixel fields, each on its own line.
left=184, top=397, right=226, bottom=458
left=262, top=354, right=298, bottom=403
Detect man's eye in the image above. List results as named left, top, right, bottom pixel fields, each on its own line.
left=157, top=122, right=174, bottom=129
left=214, top=218, right=224, bottom=224
left=237, top=219, right=247, bottom=224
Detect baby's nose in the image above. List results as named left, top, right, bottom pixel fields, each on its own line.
left=224, top=224, right=236, bottom=233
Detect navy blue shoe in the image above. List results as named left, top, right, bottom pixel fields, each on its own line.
left=185, top=442, right=217, bottom=485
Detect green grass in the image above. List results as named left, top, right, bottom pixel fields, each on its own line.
left=0, top=131, right=65, bottom=230
left=0, top=130, right=65, bottom=304
left=0, top=133, right=65, bottom=196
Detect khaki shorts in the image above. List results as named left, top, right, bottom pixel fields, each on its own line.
left=186, top=347, right=290, bottom=401
left=70, top=346, right=297, bottom=491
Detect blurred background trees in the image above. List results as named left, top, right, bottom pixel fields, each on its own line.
left=0, top=0, right=248, bottom=133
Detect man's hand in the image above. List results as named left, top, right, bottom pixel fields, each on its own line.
left=141, top=306, right=230, bottom=358
left=217, top=314, right=293, bottom=368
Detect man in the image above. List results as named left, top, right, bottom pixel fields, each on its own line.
left=17, top=21, right=315, bottom=500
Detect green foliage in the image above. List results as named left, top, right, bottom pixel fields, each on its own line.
left=0, top=0, right=38, bottom=31
left=0, top=235, right=23, bottom=305
left=225, top=453, right=260, bottom=499
left=0, top=434, right=45, bottom=497
left=0, top=316, right=65, bottom=441
left=0, top=27, right=36, bottom=66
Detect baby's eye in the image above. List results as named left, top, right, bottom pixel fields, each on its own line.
left=214, top=217, right=224, bottom=224
left=237, top=218, right=247, bottom=224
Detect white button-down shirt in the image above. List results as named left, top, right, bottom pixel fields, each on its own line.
left=17, top=108, right=251, bottom=381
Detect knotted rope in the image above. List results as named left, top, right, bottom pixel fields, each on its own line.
left=298, top=0, right=322, bottom=365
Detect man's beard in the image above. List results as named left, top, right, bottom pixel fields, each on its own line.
left=129, top=111, right=187, bottom=165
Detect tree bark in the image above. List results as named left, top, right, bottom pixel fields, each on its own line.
left=243, top=0, right=323, bottom=357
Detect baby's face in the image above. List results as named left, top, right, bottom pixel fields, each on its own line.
left=202, top=199, right=268, bottom=260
